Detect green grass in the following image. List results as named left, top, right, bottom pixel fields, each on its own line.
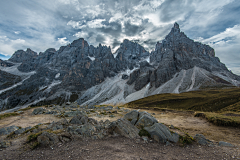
left=126, top=87, right=240, bottom=127
left=0, top=112, right=19, bottom=120
left=126, top=87, right=240, bottom=112
left=195, top=112, right=240, bottom=127
left=138, top=128, right=151, bottom=138
left=27, top=132, right=42, bottom=143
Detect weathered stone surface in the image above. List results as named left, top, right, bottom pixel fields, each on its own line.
left=0, top=70, right=22, bottom=90
left=0, top=126, right=19, bottom=136
left=69, top=115, right=85, bottom=125
left=9, top=48, right=37, bottom=63
left=37, top=132, right=59, bottom=146
left=108, top=118, right=140, bottom=139
left=0, top=140, right=11, bottom=148
left=0, top=59, right=14, bottom=67
left=122, top=74, right=129, bottom=80
left=135, top=114, right=158, bottom=128
left=64, top=111, right=85, bottom=117
left=144, top=123, right=179, bottom=143
left=0, top=128, right=8, bottom=136
left=47, top=120, right=67, bottom=131
left=32, top=108, right=45, bottom=115
left=14, top=128, right=26, bottom=134
left=123, top=110, right=139, bottom=125
left=218, top=141, right=234, bottom=147
left=193, top=134, right=213, bottom=145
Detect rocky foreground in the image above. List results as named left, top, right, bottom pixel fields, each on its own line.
left=0, top=103, right=239, bottom=159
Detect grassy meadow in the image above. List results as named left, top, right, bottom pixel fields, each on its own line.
left=125, top=87, right=240, bottom=127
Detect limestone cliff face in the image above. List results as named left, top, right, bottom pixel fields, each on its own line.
left=0, top=23, right=240, bottom=111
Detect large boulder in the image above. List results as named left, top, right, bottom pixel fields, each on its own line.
left=0, top=140, right=11, bottom=148
left=218, top=141, right=234, bottom=147
left=32, top=107, right=45, bottom=115
left=63, top=111, right=85, bottom=117
left=135, top=115, right=158, bottom=128
left=193, top=134, right=213, bottom=145
left=108, top=118, right=140, bottom=139
left=14, top=128, right=26, bottom=135
left=47, top=119, right=68, bottom=131
left=135, top=111, right=158, bottom=128
left=0, top=126, right=19, bottom=136
left=37, top=132, right=59, bottom=146
left=144, top=123, right=179, bottom=143
left=75, top=123, right=96, bottom=136
left=123, top=110, right=139, bottom=125
left=69, top=115, right=87, bottom=125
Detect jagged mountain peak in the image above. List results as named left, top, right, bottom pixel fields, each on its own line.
left=1, top=22, right=240, bottom=112
left=8, top=48, right=38, bottom=63
left=70, top=38, right=89, bottom=48
left=173, top=22, right=180, bottom=29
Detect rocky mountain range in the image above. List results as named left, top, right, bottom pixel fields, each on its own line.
left=0, top=23, right=240, bottom=111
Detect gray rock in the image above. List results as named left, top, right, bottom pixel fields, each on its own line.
left=17, top=111, right=24, bottom=114
left=169, top=125, right=175, bottom=129
left=32, top=107, right=45, bottom=115
left=144, top=123, right=179, bottom=143
left=103, top=106, right=113, bottom=111
left=218, top=141, right=234, bottom=147
left=0, top=126, right=19, bottom=136
left=14, top=128, right=26, bottom=134
left=87, top=106, right=95, bottom=109
left=0, top=140, right=11, bottom=148
left=123, top=110, right=139, bottom=125
left=9, top=48, right=37, bottom=63
left=193, top=134, right=212, bottom=145
left=0, top=128, right=8, bottom=136
left=108, top=118, right=140, bottom=139
left=76, top=123, right=95, bottom=136
left=135, top=114, right=158, bottom=128
left=122, top=74, right=129, bottom=80
left=45, top=110, right=58, bottom=114
left=25, top=126, right=32, bottom=131
left=37, top=132, right=59, bottom=146
left=64, top=111, right=84, bottom=117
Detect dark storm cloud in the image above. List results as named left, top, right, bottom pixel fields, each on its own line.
left=112, top=39, right=121, bottom=50
left=98, top=22, right=122, bottom=38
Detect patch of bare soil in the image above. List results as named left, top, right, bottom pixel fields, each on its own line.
left=0, top=136, right=239, bottom=160
left=0, top=108, right=60, bottom=128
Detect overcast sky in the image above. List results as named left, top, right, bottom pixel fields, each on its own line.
left=0, top=0, right=239, bottom=75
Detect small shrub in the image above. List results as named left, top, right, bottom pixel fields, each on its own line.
left=6, top=131, right=15, bottom=139
left=30, top=142, right=40, bottom=150
left=0, top=112, right=19, bottom=120
left=139, top=129, right=151, bottom=138
left=27, top=132, right=42, bottom=143
left=179, top=133, right=194, bottom=146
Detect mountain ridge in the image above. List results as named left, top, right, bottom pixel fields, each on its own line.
left=0, top=22, right=239, bottom=112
